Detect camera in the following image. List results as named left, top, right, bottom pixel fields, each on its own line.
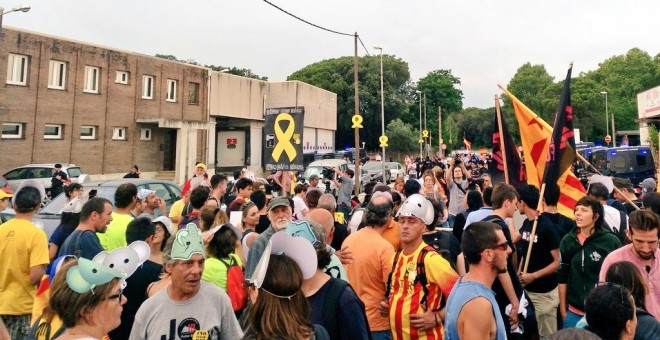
left=321, top=167, right=335, bottom=180
left=468, top=177, right=484, bottom=191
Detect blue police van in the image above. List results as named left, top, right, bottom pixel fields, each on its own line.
left=579, top=146, right=656, bottom=186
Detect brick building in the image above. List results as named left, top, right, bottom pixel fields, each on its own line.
left=0, top=27, right=209, bottom=183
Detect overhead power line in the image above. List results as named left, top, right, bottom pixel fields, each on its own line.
left=261, top=0, right=353, bottom=37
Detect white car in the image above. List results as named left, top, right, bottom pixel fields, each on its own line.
left=2, top=163, right=90, bottom=195
left=387, top=162, right=404, bottom=181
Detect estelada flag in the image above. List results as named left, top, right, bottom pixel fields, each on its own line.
left=491, top=102, right=527, bottom=189
left=500, top=85, right=584, bottom=218
left=542, top=65, right=586, bottom=213
left=463, top=136, right=472, bottom=151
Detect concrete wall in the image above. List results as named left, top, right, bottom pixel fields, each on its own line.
left=637, top=85, right=660, bottom=144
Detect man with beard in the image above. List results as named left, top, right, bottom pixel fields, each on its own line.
left=599, top=209, right=660, bottom=319
left=130, top=224, right=242, bottom=339
left=244, top=197, right=293, bottom=278
left=444, top=222, right=509, bottom=340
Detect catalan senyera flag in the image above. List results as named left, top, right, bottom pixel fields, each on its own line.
left=463, top=136, right=472, bottom=151
left=500, top=86, right=585, bottom=218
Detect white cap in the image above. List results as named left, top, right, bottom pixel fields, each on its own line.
left=152, top=216, right=173, bottom=234
left=137, top=189, right=156, bottom=201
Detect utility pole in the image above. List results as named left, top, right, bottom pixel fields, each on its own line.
left=438, top=106, right=442, bottom=158
left=353, top=33, right=360, bottom=195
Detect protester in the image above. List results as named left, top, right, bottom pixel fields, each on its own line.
left=558, top=196, right=622, bottom=328
left=244, top=197, right=293, bottom=278
left=48, top=194, right=83, bottom=260
left=382, top=194, right=458, bottom=339
left=588, top=182, right=628, bottom=242
left=452, top=189, right=482, bottom=241
left=149, top=216, right=172, bottom=265
left=584, top=284, right=637, bottom=340
left=240, top=201, right=260, bottom=258
left=206, top=174, right=228, bottom=208
left=250, top=190, right=271, bottom=234
left=123, top=164, right=141, bottom=178
left=541, top=183, right=576, bottom=241
left=201, top=223, right=244, bottom=291
left=599, top=209, right=660, bottom=319
left=59, top=197, right=113, bottom=259
left=48, top=259, right=125, bottom=340
left=422, top=170, right=449, bottom=227
left=464, top=186, right=494, bottom=228
left=244, top=232, right=329, bottom=339
left=423, top=198, right=461, bottom=268
left=446, top=158, right=469, bottom=227
left=604, top=261, right=660, bottom=340
left=178, top=186, right=210, bottom=229
left=130, top=224, right=242, bottom=339
left=181, top=162, right=209, bottom=197
left=99, top=183, right=138, bottom=251
left=445, top=221, right=509, bottom=340
left=0, top=183, right=49, bottom=340
left=516, top=184, right=561, bottom=337
left=50, top=163, right=68, bottom=198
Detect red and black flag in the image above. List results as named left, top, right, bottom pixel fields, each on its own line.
left=541, top=64, right=585, bottom=211
left=491, top=100, right=526, bottom=188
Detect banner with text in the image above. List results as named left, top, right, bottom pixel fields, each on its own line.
left=264, top=107, right=304, bottom=171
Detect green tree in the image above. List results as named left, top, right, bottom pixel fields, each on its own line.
left=288, top=55, right=412, bottom=149
left=502, top=63, right=557, bottom=124
left=452, top=107, right=495, bottom=149
left=417, top=70, right=464, bottom=152
left=154, top=54, right=268, bottom=80
left=385, top=118, right=419, bottom=153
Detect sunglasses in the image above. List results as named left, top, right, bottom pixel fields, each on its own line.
left=489, top=241, right=509, bottom=251
left=106, top=288, right=124, bottom=303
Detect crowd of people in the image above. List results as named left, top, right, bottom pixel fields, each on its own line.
left=0, top=155, right=659, bottom=340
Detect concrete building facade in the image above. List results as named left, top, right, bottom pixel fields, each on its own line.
left=0, top=27, right=209, bottom=184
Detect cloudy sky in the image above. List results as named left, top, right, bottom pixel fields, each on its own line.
left=3, top=0, right=659, bottom=108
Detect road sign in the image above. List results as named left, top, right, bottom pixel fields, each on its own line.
left=605, top=135, right=611, bottom=144
left=442, top=144, right=447, bottom=150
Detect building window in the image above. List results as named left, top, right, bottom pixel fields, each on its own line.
left=112, top=127, right=127, bottom=140
left=44, top=124, right=63, bottom=139
left=80, top=125, right=97, bottom=140
left=48, top=60, right=67, bottom=90
left=1, top=122, right=24, bottom=139
left=188, top=82, right=200, bottom=104
left=6, top=53, right=29, bottom=86
left=166, top=79, right=177, bottom=102
left=83, top=66, right=100, bottom=93
left=140, top=128, right=152, bottom=141
left=142, top=75, right=154, bottom=99
left=115, top=71, right=129, bottom=85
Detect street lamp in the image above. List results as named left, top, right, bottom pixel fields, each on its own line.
left=600, top=91, right=610, bottom=144
left=0, top=5, right=31, bottom=35
left=374, top=46, right=386, bottom=181
left=416, top=90, right=423, bottom=159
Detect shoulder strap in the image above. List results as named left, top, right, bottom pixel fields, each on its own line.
left=322, top=279, right=349, bottom=340
left=455, top=181, right=467, bottom=195
left=417, top=246, right=434, bottom=308
left=385, top=250, right=403, bottom=299
left=218, top=256, right=236, bottom=267
left=72, top=230, right=91, bottom=257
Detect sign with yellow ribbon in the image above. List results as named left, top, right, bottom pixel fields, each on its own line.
left=351, top=114, right=363, bottom=128
left=379, top=135, right=389, bottom=147
left=422, top=130, right=429, bottom=138
left=418, top=139, right=423, bottom=144
left=264, top=107, right=304, bottom=171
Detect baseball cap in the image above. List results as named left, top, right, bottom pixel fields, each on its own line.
left=268, top=197, right=290, bottom=211
left=152, top=216, right=174, bottom=234
left=195, top=162, right=207, bottom=170
left=396, top=194, right=434, bottom=225
left=640, top=178, right=656, bottom=192
left=137, top=189, right=156, bottom=201
left=0, top=189, right=12, bottom=200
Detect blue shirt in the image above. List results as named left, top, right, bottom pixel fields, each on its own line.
left=463, top=207, right=493, bottom=229
left=445, top=276, right=506, bottom=340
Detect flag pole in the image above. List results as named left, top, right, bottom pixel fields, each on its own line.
left=575, top=152, right=641, bottom=211
left=522, top=182, right=546, bottom=273
left=495, top=94, right=510, bottom=184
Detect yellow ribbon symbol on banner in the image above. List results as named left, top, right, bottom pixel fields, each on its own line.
left=422, top=130, right=429, bottom=138
left=334, top=212, right=346, bottom=224
left=418, top=139, right=423, bottom=144
left=272, top=113, right=297, bottom=162
left=379, top=135, right=389, bottom=147
left=351, top=115, right=363, bottom=128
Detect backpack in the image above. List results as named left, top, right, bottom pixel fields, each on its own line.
left=386, top=246, right=442, bottom=309
left=219, top=256, right=248, bottom=312
left=29, top=315, right=65, bottom=340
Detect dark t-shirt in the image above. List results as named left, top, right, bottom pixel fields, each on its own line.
left=540, top=211, right=576, bottom=241
left=307, top=278, right=370, bottom=340
left=422, top=231, right=460, bottom=268
left=109, top=260, right=163, bottom=340
left=123, top=172, right=140, bottom=179
left=51, top=170, right=68, bottom=189
left=49, top=224, right=73, bottom=248
left=623, top=200, right=642, bottom=215
left=58, top=230, right=103, bottom=260
left=330, top=221, right=348, bottom=251
left=516, top=215, right=560, bottom=293
left=255, top=215, right=270, bottom=234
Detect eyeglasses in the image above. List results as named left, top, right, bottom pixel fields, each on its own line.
left=490, top=241, right=509, bottom=251
left=106, top=288, right=123, bottom=303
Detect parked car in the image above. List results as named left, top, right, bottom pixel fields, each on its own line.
left=387, top=162, right=404, bottom=181
left=0, top=175, right=12, bottom=194
left=360, top=161, right=391, bottom=184
left=2, top=163, right=90, bottom=196
left=26, top=179, right=181, bottom=238
left=301, top=159, right=349, bottom=194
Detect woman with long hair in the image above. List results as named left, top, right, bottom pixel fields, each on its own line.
left=202, top=224, right=245, bottom=291
left=48, top=260, right=126, bottom=339
left=558, top=196, right=622, bottom=328
left=432, top=166, right=449, bottom=204
left=584, top=283, right=637, bottom=340
left=149, top=216, right=172, bottom=265
left=605, top=261, right=660, bottom=340
left=451, top=189, right=483, bottom=242
left=421, top=170, right=448, bottom=227
left=241, top=202, right=260, bottom=258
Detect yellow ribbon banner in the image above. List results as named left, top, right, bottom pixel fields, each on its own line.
left=418, top=139, right=423, bottom=144
left=351, top=115, right=363, bottom=128
left=379, top=135, right=389, bottom=147
left=422, top=130, right=429, bottom=138
left=272, top=113, right=297, bottom=162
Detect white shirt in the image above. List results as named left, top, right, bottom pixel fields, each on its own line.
left=292, top=196, right=308, bottom=221
left=603, top=204, right=627, bottom=234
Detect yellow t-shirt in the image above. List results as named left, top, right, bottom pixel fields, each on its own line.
left=169, top=199, right=185, bottom=220
left=201, top=254, right=242, bottom=291
left=0, top=218, right=49, bottom=314
left=99, top=212, right=134, bottom=251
